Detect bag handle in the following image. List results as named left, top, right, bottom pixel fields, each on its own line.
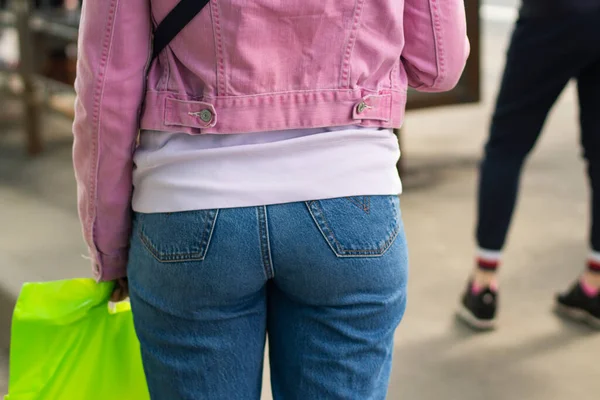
left=152, top=0, right=211, bottom=61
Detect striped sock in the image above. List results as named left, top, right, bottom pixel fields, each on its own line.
left=588, top=251, right=600, bottom=274
left=580, top=251, right=600, bottom=298
left=471, top=248, right=502, bottom=294
left=476, top=248, right=501, bottom=271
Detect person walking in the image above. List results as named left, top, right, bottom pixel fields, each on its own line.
left=73, top=0, right=469, bottom=398
left=458, top=0, right=600, bottom=330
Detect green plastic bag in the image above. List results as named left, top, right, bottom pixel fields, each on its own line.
left=5, top=278, right=149, bottom=400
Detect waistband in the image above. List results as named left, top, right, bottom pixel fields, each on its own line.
left=139, top=89, right=406, bottom=135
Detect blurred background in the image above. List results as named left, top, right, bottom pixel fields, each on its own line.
left=1, top=0, right=599, bottom=399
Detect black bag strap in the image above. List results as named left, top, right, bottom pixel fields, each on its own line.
left=152, top=0, right=210, bottom=61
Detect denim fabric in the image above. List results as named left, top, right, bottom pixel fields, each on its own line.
left=476, top=10, right=600, bottom=251
left=127, top=196, right=408, bottom=400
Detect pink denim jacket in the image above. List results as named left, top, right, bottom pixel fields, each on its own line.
left=73, top=0, right=469, bottom=281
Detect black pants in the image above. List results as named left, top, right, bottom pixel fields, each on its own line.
left=477, top=10, right=600, bottom=252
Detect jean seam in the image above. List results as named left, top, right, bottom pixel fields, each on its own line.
left=257, top=206, right=275, bottom=279
left=340, top=0, right=366, bottom=88
left=210, top=0, right=226, bottom=95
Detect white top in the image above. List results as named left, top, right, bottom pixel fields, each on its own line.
left=132, top=126, right=402, bottom=213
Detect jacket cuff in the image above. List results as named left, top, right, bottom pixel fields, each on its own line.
left=90, top=249, right=128, bottom=281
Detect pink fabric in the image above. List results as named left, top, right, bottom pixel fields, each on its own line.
left=490, top=280, right=498, bottom=292
left=580, top=279, right=599, bottom=298
left=471, top=282, right=483, bottom=295
left=73, top=0, right=470, bottom=281
left=471, top=280, right=498, bottom=295
left=143, top=90, right=407, bottom=134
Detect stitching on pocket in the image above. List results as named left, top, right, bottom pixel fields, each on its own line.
left=139, top=210, right=219, bottom=263
left=306, top=199, right=399, bottom=258
left=345, top=196, right=370, bottom=213
left=307, top=201, right=344, bottom=256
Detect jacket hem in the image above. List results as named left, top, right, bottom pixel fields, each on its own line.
left=139, top=89, right=407, bottom=134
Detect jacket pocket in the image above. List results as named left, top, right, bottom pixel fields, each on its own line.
left=137, top=209, right=219, bottom=263
left=306, top=196, right=401, bottom=258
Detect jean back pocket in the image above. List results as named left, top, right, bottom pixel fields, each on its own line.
left=306, top=196, right=401, bottom=257
left=137, top=209, right=219, bottom=263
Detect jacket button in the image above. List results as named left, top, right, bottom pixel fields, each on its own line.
left=357, top=101, right=368, bottom=114
left=199, top=109, right=213, bottom=123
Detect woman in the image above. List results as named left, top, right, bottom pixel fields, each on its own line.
left=73, top=0, right=469, bottom=398
left=457, top=0, right=600, bottom=330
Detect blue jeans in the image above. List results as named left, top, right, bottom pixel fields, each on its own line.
left=127, top=196, right=408, bottom=400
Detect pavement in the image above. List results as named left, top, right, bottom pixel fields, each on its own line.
left=1, top=9, right=600, bottom=400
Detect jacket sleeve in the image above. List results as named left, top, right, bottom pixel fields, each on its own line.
left=73, top=0, right=151, bottom=281
left=401, top=0, right=470, bottom=92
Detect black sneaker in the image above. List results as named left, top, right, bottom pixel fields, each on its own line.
left=555, top=282, right=600, bottom=329
left=456, top=281, right=498, bottom=330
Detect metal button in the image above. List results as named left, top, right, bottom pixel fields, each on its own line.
left=199, top=109, right=213, bottom=123
left=357, top=101, right=368, bottom=114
